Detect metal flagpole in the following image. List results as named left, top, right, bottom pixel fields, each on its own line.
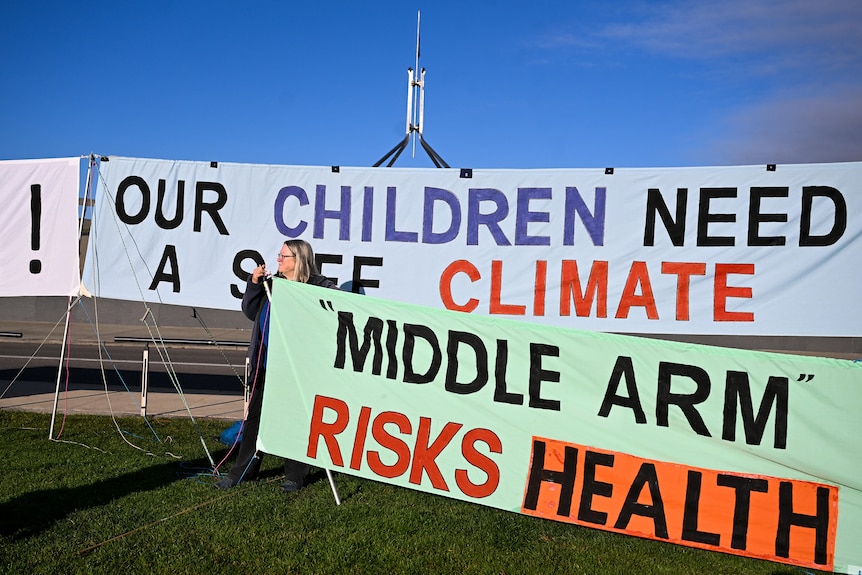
left=373, top=10, right=448, bottom=168
left=411, top=10, right=421, bottom=159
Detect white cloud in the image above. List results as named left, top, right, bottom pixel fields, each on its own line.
left=527, top=1, right=862, bottom=165
left=592, top=0, right=862, bottom=164
left=600, top=0, right=862, bottom=68
left=705, top=88, right=862, bottom=164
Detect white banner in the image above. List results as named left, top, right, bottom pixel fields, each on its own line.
left=0, top=158, right=81, bottom=297
left=84, top=157, right=862, bottom=336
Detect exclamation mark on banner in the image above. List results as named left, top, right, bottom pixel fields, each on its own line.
left=30, top=184, right=42, bottom=274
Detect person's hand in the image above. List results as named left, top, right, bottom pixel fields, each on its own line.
left=251, top=264, right=268, bottom=284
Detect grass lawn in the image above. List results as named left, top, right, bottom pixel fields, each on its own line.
left=0, top=410, right=826, bottom=575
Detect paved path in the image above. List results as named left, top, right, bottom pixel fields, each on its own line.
left=0, top=379, right=245, bottom=420
left=1, top=318, right=248, bottom=421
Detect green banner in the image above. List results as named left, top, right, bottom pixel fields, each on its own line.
left=259, top=279, right=862, bottom=572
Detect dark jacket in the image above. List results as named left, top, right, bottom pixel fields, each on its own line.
left=242, top=274, right=337, bottom=384
left=224, top=273, right=338, bottom=485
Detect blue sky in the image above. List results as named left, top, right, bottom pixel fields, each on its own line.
left=2, top=0, right=860, bottom=169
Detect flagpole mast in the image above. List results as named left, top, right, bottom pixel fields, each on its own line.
left=373, top=10, right=449, bottom=168
left=412, top=10, right=421, bottom=158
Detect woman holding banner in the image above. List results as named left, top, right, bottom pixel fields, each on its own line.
left=215, top=239, right=338, bottom=492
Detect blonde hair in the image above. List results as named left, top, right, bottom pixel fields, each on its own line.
left=283, top=239, right=318, bottom=283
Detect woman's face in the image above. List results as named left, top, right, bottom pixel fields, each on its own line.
left=277, top=246, right=297, bottom=280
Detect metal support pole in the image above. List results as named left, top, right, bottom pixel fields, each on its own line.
left=405, top=67, right=414, bottom=136
left=48, top=296, right=74, bottom=439
left=325, top=469, right=342, bottom=505
left=244, top=356, right=250, bottom=408
left=141, top=344, right=149, bottom=417
left=418, top=67, right=426, bottom=137
left=49, top=157, right=96, bottom=438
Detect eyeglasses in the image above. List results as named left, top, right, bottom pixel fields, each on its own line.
left=277, top=253, right=296, bottom=260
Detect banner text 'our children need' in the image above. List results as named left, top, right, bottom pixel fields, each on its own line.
left=88, top=158, right=862, bottom=337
